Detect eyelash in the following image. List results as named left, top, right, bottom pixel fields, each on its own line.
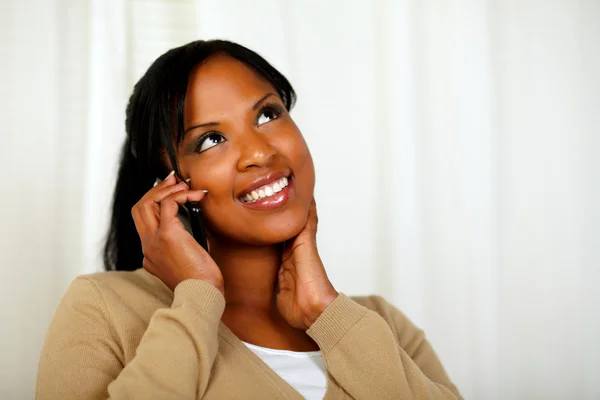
left=257, top=103, right=285, bottom=124
left=193, top=103, right=285, bottom=153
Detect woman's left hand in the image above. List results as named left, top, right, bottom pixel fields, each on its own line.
left=276, top=198, right=339, bottom=330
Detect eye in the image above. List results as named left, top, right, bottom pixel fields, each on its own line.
left=256, top=104, right=284, bottom=126
left=196, top=132, right=225, bottom=153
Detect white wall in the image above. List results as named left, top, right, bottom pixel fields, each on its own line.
left=1, top=1, right=599, bottom=398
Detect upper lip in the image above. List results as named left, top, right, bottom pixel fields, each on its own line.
left=237, top=170, right=291, bottom=198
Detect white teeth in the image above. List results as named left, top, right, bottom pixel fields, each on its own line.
left=240, top=176, right=291, bottom=203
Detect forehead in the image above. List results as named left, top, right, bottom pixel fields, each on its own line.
left=184, top=55, right=275, bottom=120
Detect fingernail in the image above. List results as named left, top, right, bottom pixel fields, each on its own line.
left=185, top=178, right=191, bottom=184
left=164, top=170, right=175, bottom=180
left=201, top=189, right=208, bottom=194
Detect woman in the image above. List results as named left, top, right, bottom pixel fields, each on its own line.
left=36, top=40, right=461, bottom=399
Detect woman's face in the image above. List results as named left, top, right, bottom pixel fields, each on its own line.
left=177, top=55, right=315, bottom=246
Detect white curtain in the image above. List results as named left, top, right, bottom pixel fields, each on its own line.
left=1, top=0, right=128, bottom=398
left=2, top=0, right=598, bottom=398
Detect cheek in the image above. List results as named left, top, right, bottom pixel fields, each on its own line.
left=185, top=153, right=230, bottom=191
left=181, top=155, right=240, bottom=237
left=184, top=157, right=236, bottom=215
left=282, top=132, right=315, bottom=193
left=275, top=124, right=314, bottom=169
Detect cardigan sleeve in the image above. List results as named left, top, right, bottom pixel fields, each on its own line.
left=306, top=294, right=462, bottom=400
left=36, top=277, right=224, bottom=400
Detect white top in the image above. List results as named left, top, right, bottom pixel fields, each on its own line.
left=243, top=342, right=327, bottom=400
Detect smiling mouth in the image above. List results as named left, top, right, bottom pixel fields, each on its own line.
left=238, top=176, right=290, bottom=203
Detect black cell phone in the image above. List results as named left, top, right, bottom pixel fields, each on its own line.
left=184, top=201, right=209, bottom=252
left=155, top=177, right=209, bottom=252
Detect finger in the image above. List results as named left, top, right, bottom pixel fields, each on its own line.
left=133, top=182, right=186, bottom=239
left=305, top=197, right=318, bottom=233
left=153, top=170, right=176, bottom=188
left=131, top=204, right=150, bottom=238
left=160, top=190, right=208, bottom=226
left=137, top=180, right=192, bottom=231
left=133, top=172, right=185, bottom=239
left=151, top=181, right=190, bottom=203
left=136, top=169, right=181, bottom=204
left=136, top=198, right=161, bottom=235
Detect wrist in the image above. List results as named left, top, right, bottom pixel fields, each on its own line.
left=202, top=276, right=225, bottom=296
left=179, top=273, right=224, bottom=297
left=305, top=288, right=339, bottom=327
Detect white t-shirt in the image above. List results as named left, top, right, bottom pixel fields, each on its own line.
left=243, top=342, right=327, bottom=400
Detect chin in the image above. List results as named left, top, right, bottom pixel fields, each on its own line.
left=208, top=193, right=313, bottom=246
left=254, top=217, right=306, bottom=245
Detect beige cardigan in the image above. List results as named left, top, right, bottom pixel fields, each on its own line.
left=36, top=269, right=461, bottom=399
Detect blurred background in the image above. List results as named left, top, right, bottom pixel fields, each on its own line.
left=1, top=0, right=599, bottom=399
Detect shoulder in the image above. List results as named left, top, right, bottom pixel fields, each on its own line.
left=52, top=270, right=173, bottom=351
left=349, top=294, right=410, bottom=324
left=60, top=269, right=173, bottom=321
left=75, top=268, right=169, bottom=298
left=349, top=294, right=426, bottom=352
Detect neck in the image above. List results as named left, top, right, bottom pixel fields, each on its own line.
left=207, top=235, right=319, bottom=352
left=209, top=238, right=282, bottom=311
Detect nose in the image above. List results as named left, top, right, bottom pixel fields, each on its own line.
left=236, top=130, right=277, bottom=171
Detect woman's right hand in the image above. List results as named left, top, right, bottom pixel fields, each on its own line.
left=131, top=171, right=224, bottom=294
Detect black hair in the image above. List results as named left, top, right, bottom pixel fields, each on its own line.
left=103, top=39, right=296, bottom=271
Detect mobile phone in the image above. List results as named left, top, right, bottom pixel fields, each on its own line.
left=185, top=201, right=209, bottom=252
left=154, top=178, right=209, bottom=252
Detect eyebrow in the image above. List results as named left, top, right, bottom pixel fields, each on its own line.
left=183, top=92, right=278, bottom=135
left=252, top=92, right=277, bottom=110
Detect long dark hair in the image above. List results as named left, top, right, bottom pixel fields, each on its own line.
left=103, top=40, right=296, bottom=271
